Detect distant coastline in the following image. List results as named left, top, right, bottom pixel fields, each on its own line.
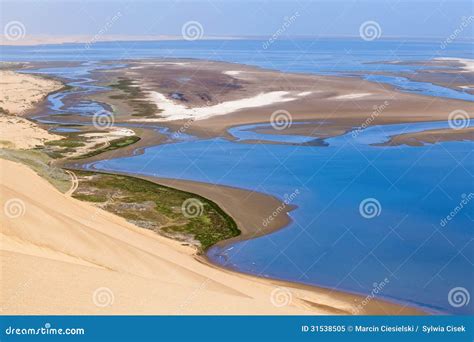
left=1, top=34, right=473, bottom=47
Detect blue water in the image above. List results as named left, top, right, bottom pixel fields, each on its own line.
left=90, top=128, right=473, bottom=314
left=50, top=127, right=81, bottom=133
left=229, top=122, right=324, bottom=144
left=2, top=39, right=473, bottom=314
left=1, top=39, right=473, bottom=101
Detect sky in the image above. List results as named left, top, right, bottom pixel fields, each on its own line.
left=0, top=0, right=473, bottom=39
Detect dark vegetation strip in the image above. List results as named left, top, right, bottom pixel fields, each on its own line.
left=71, top=170, right=240, bottom=250
left=109, top=77, right=159, bottom=117
left=73, top=136, right=141, bottom=159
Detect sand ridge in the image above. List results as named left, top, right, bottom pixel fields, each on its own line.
left=82, top=59, right=473, bottom=144
left=0, top=69, right=64, bottom=149
left=0, top=70, right=63, bottom=115
left=0, top=159, right=422, bottom=315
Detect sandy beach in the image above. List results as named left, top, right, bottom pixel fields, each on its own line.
left=381, top=127, right=474, bottom=146
left=82, top=59, right=473, bottom=143
left=369, top=58, right=474, bottom=95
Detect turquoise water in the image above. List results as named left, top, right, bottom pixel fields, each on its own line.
left=2, top=39, right=472, bottom=314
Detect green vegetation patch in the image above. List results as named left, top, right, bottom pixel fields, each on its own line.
left=71, top=171, right=240, bottom=250
left=45, top=139, right=85, bottom=148
left=0, top=148, right=71, bottom=192
left=109, top=77, right=159, bottom=117
left=43, top=138, right=86, bottom=159
left=73, top=135, right=140, bottom=159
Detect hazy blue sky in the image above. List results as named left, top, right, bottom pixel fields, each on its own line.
left=1, top=0, right=473, bottom=39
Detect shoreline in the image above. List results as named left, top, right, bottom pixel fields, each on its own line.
left=20, top=57, right=473, bottom=148
left=1, top=158, right=425, bottom=315
left=2, top=59, right=457, bottom=314
left=196, top=253, right=432, bottom=315
left=67, top=163, right=429, bottom=315
left=82, top=57, right=473, bottom=145
left=35, top=59, right=471, bottom=314
left=61, top=162, right=296, bottom=247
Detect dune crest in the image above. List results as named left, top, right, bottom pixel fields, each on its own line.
left=0, top=159, right=422, bottom=315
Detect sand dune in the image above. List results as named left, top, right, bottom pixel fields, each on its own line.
left=0, top=70, right=63, bottom=115
left=0, top=70, right=64, bottom=149
left=0, top=159, right=421, bottom=315
left=0, top=115, right=63, bottom=149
